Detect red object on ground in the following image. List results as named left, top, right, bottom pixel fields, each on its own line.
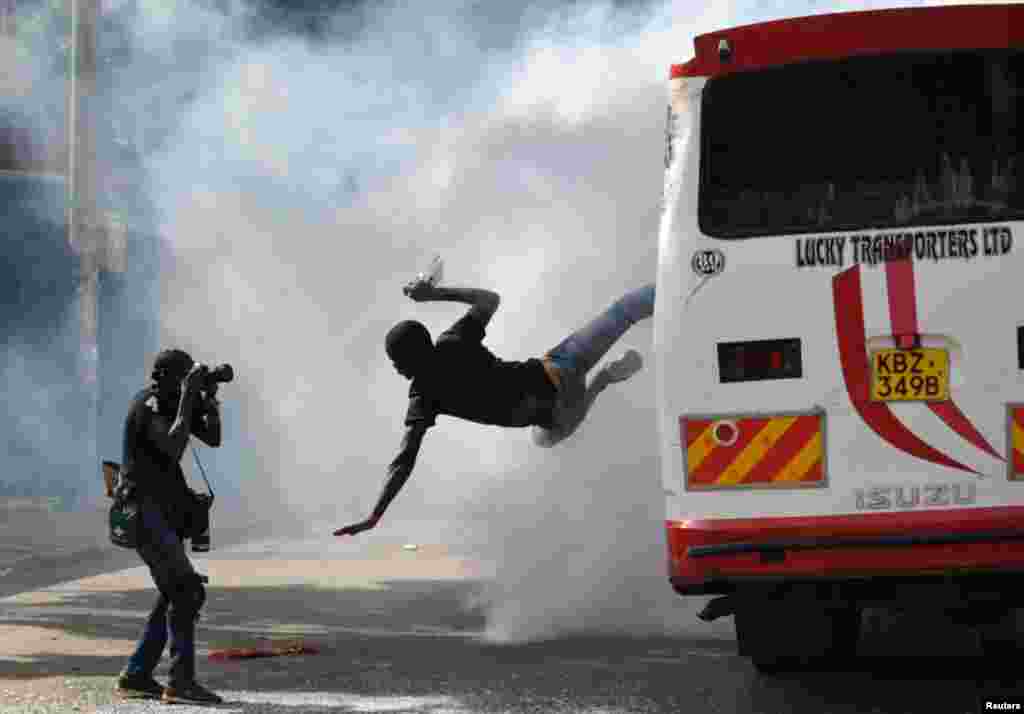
left=208, top=642, right=320, bottom=661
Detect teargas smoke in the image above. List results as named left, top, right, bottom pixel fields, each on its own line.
left=5, top=0, right=964, bottom=641
left=136, top=0, right=735, bottom=642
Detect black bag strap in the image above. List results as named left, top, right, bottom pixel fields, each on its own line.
left=190, top=442, right=215, bottom=500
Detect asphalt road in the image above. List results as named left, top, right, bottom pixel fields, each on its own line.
left=0, top=533, right=1021, bottom=714
left=0, top=507, right=293, bottom=600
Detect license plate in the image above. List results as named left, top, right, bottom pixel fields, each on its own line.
left=870, top=348, right=949, bottom=402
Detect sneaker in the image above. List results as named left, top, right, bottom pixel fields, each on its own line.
left=600, top=349, right=643, bottom=383
left=162, top=680, right=224, bottom=705
left=115, top=672, right=164, bottom=700
left=532, top=368, right=587, bottom=448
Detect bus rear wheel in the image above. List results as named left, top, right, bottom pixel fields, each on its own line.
left=976, top=608, right=1022, bottom=658
left=736, top=596, right=860, bottom=674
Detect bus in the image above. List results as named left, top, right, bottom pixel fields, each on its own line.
left=654, top=4, right=1023, bottom=672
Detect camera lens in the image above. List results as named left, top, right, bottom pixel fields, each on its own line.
left=211, top=364, right=234, bottom=383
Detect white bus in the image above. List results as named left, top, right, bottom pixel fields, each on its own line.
left=655, top=4, right=1023, bottom=672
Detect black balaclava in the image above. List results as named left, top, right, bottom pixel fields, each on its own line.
left=151, top=348, right=194, bottom=409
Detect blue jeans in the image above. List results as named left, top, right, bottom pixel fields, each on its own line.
left=123, top=499, right=203, bottom=686
left=533, top=283, right=655, bottom=447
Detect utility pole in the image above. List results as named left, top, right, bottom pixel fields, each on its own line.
left=0, top=0, right=16, bottom=36
left=67, top=0, right=101, bottom=506
left=67, top=0, right=128, bottom=509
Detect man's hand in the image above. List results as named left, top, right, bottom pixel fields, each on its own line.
left=191, top=390, right=223, bottom=447
left=403, top=278, right=437, bottom=302
left=113, top=481, right=135, bottom=504
left=182, top=363, right=206, bottom=396
left=333, top=516, right=379, bottom=537
left=200, top=391, right=220, bottom=414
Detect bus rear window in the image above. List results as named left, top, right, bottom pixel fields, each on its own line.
left=699, top=49, right=1023, bottom=239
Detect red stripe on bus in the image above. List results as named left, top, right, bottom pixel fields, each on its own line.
left=929, top=401, right=1005, bottom=462
left=884, top=256, right=918, bottom=339
left=833, top=265, right=976, bottom=474
left=885, top=256, right=1004, bottom=462
left=687, top=418, right=770, bottom=486
left=670, top=5, right=1024, bottom=79
left=741, top=415, right=821, bottom=484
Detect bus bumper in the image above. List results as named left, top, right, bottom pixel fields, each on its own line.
left=666, top=507, right=1024, bottom=596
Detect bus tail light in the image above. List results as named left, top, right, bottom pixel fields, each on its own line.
left=717, top=338, right=802, bottom=383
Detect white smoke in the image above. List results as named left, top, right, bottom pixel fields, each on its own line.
left=68, top=0, right=976, bottom=640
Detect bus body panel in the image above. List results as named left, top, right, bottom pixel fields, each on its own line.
left=672, top=4, right=1024, bottom=80
left=655, top=9, right=1024, bottom=590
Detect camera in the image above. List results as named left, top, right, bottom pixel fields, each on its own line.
left=187, top=491, right=214, bottom=553
left=196, top=363, right=234, bottom=391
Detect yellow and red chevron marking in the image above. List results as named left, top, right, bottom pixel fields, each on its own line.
left=681, top=413, right=825, bottom=489
left=1010, top=406, right=1024, bottom=480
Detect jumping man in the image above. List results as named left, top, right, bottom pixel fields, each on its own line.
left=334, top=278, right=655, bottom=537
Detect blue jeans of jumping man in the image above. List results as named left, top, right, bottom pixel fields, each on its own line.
left=533, top=283, right=655, bottom=447
left=122, top=499, right=204, bottom=686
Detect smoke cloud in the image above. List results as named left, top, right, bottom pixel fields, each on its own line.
left=127, top=0, right=724, bottom=641
left=4, top=0, right=971, bottom=638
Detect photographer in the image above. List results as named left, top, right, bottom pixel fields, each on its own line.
left=113, top=349, right=226, bottom=705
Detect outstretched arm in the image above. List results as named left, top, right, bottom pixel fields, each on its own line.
left=334, top=423, right=429, bottom=536
left=404, top=282, right=500, bottom=328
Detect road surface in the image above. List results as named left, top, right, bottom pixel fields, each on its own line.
left=0, top=522, right=1018, bottom=713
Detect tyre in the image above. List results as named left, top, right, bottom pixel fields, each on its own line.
left=977, top=608, right=1022, bottom=659
left=737, top=598, right=860, bottom=675
left=823, top=607, right=861, bottom=665
left=751, top=655, right=802, bottom=675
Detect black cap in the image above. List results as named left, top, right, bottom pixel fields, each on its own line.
left=152, top=349, right=194, bottom=383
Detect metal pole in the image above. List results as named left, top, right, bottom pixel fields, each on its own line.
left=1, top=0, right=15, bottom=37
left=67, top=0, right=101, bottom=507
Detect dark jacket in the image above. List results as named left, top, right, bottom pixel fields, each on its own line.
left=120, top=386, right=195, bottom=535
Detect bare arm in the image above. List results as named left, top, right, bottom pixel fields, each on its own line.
left=145, top=365, right=205, bottom=462
left=334, top=423, right=429, bottom=536
left=146, top=391, right=200, bottom=464
left=405, top=282, right=501, bottom=328
left=372, top=423, right=428, bottom=521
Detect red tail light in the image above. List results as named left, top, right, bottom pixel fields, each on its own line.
left=717, top=338, right=802, bottom=383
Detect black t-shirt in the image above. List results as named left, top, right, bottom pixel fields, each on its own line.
left=120, top=386, right=194, bottom=529
left=404, top=313, right=557, bottom=429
